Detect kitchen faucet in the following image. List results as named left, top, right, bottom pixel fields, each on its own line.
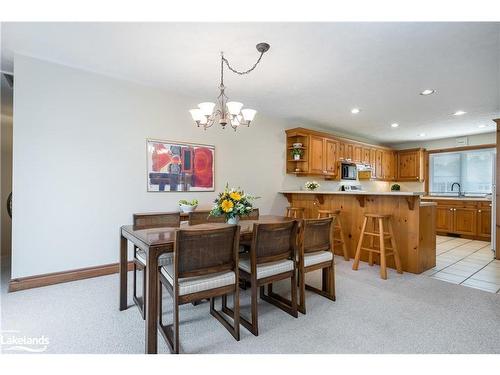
left=451, top=182, right=463, bottom=196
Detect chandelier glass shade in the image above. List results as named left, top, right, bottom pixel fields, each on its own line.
left=189, top=42, right=270, bottom=131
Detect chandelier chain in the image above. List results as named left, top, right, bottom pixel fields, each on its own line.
left=222, top=51, right=265, bottom=76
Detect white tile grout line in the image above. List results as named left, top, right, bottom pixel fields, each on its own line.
left=428, top=240, right=498, bottom=292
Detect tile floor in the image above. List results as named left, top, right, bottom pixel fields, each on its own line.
left=422, top=236, right=500, bottom=293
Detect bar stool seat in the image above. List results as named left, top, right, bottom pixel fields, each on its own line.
left=352, top=213, right=402, bottom=280
left=317, top=209, right=349, bottom=261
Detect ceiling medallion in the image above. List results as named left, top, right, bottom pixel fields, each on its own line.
left=189, top=42, right=270, bottom=131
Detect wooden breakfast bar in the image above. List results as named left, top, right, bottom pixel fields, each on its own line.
left=280, top=191, right=436, bottom=274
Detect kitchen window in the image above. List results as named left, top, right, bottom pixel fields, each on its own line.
left=429, top=147, right=495, bottom=195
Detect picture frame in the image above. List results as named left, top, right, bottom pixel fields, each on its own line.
left=146, top=139, right=215, bottom=192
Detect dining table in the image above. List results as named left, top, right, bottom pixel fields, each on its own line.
left=119, top=214, right=293, bottom=354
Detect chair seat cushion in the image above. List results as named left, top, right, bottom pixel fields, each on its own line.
left=136, top=249, right=172, bottom=267
left=239, top=257, right=294, bottom=279
left=304, top=250, right=333, bottom=267
left=160, top=264, right=236, bottom=296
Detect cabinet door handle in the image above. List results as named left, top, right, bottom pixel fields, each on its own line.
left=449, top=208, right=453, bottom=211
left=478, top=210, right=482, bottom=213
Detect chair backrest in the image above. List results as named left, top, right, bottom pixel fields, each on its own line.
left=301, top=217, right=333, bottom=255
left=133, top=212, right=180, bottom=229
left=250, top=220, right=299, bottom=265
left=174, top=226, right=240, bottom=279
left=188, top=210, right=226, bottom=226
left=241, top=208, right=260, bottom=220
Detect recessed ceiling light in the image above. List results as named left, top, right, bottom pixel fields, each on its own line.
left=351, top=108, right=360, bottom=114
left=420, top=89, right=436, bottom=96
left=478, top=124, right=487, bottom=128
left=391, top=123, right=399, bottom=128
left=419, top=133, right=426, bottom=137
left=453, top=110, right=467, bottom=116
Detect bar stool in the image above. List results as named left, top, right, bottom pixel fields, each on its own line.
left=286, top=207, right=305, bottom=219
left=352, top=213, right=402, bottom=279
left=317, top=209, right=349, bottom=261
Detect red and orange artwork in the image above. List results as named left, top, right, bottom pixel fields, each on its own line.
left=147, top=140, right=214, bottom=192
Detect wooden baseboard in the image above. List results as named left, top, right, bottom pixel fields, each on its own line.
left=9, top=261, right=134, bottom=292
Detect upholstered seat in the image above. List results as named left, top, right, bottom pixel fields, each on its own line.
left=136, top=249, right=173, bottom=266
left=304, top=250, right=333, bottom=267
left=239, top=257, right=294, bottom=279
left=160, top=264, right=236, bottom=296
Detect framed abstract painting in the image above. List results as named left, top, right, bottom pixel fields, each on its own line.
left=146, top=139, right=215, bottom=192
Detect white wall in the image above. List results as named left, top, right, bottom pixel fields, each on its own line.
left=12, top=55, right=297, bottom=278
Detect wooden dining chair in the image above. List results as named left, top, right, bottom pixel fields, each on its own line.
left=223, top=220, right=299, bottom=336
left=132, top=212, right=180, bottom=319
left=297, top=217, right=336, bottom=314
left=157, top=226, right=241, bottom=354
left=188, top=210, right=226, bottom=226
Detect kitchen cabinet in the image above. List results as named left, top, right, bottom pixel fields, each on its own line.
left=362, top=147, right=371, bottom=164
left=285, top=128, right=417, bottom=182
left=308, top=135, right=338, bottom=177
left=324, top=139, right=339, bottom=177
left=453, top=207, right=477, bottom=236
left=396, top=148, right=425, bottom=181
left=422, top=198, right=491, bottom=240
left=477, top=203, right=492, bottom=238
left=436, top=206, right=454, bottom=232
left=375, top=150, right=383, bottom=179
left=309, top=135, right=325, bottom=175
left=381, top=150, right=396, bottom=180
left=353, top=145, right=362, bottom=163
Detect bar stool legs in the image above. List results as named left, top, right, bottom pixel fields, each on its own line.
left=317, top=209, right=349, bottom=261
left=352, top=214, right=402, bottom=280
left=286, top=207, right=305, bottom=219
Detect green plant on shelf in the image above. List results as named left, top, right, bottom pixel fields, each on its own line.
left=291, top=148, right=303, bottom=158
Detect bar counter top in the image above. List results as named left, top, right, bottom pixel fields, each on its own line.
left=280, top=190, right=425, bottom=196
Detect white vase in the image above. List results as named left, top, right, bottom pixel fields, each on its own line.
left=227, top=216, right=240, bottom=225
left=294, top=154, right=301, bottom=160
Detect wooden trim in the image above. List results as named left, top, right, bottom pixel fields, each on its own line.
left=495, top=118, right=500, bottom=260
left=426, top=143, right=496, bottom=154
left=9, top=261, right=134, bottom=292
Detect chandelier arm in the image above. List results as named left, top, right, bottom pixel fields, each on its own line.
left=222, top=51, right=265, bottom=76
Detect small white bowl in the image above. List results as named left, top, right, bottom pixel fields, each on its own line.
left=292, top=143, right=302, bottom=148
left=179, top=204, right=197, bottom=213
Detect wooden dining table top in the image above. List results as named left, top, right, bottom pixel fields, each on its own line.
left=121, top=215, right=293, bottom=247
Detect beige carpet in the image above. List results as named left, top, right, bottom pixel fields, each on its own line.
left=1, top=255, right=500, bottom=354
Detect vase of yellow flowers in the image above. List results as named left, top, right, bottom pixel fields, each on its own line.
left=210, top=184, right=258, bottom=224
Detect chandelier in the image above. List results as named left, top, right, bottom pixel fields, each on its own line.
left=189, top=42, right=270, bottom=131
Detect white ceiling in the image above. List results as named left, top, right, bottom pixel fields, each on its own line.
left=1, top=22, right=499, bottom=144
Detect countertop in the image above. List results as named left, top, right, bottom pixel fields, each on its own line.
left=421, top=196, right=491, bottom=202
left=280, top=190, right=425, bottom=196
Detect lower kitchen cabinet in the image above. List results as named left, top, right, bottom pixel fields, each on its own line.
left=423, top=199, right=491, bottom=240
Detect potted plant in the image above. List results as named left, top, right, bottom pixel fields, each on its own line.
left=291, top=148, right=303, bottom=161
left=210, top=183, right=258, bottom=224
left=304, top=181, right=320, bottom=191
left=178, top=199, right=199, bottom=213
left=391, top=184, right=401, bottom=191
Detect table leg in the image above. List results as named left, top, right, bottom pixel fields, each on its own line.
left=145, top=247, right=159, bottom=354
left=119, top=233, right=128, bottom=311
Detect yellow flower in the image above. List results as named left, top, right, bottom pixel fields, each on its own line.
left=229, top=192, right=241, bottom=201
left=221, top=199, right=234, bottom=213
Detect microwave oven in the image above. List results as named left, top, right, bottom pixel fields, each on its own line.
left=341, top=162, right=357, bottom=180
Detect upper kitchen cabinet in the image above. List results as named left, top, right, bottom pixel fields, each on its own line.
left=285, top=127, right=414, bottom=182
left=286, top=129, right=340, bottom=179
left=396, top=148, right=425, bottom=181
